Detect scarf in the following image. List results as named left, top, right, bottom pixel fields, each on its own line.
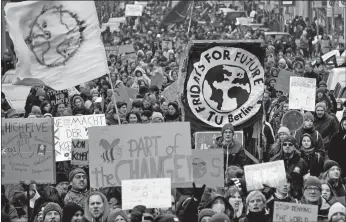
left=246, top=210, right=268, bottom=222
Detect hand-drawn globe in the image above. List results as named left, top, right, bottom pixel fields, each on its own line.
left=192, top=158, right=207, bottom=179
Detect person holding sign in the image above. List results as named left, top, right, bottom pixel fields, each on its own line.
left=64, top=168, right=89, bottom=207
left=211, top=123, right=247, bottom=169
left=239, top=191, right=270, bottom=222
left=84, top=191, right=109, bottom=222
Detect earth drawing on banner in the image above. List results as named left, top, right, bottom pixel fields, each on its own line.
left=203, top=65, right=251, bottom=113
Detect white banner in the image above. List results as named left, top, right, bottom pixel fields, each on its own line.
left=125, top=4, right=143, bottom=17
left=289, top=77, right=316, bottom=111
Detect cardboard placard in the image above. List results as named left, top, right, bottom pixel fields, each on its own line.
left=122, top=178, right=171, bottom=210
left=244, top=160, right=286, bottom=191
left=104, top=46, right=118, bottom=60
left=126, top=87, right=139, bottom=99
left=118, top=44, right=135, bottom=55
left=47, top=89, right=69, bottom=106
left=88, top=122, right=193, bottom=188
left=113, top=82, right=132, bottom=111
left=195, top=131, right=243, bottom=150
left=276, top=70, right=298, bottom=94
left=71, top=138, right=89, bottom=166
left=273, top=202, right=318, bottom=222
left=289, top=76, right=316, bottom=111
left=1, top=118, right=56, bottom=184
left=53, top=114, right=106, bottom=162
left=192, top=149, right=224, bottom=188
left=162, top=81, right=179, bottom=103
left=125, top=4, right=143, bottom=17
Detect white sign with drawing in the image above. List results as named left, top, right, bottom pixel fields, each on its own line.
left=289, top=76, right=316, bottom=111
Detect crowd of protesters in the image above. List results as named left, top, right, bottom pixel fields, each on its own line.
left=1, top=1, right=346, bottom=222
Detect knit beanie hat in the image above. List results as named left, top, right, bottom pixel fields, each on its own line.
left=107, top=209, right=130, bottom=222
left=278, top=126, right=290, bottom=135
left=198, top=209, right=216, bottom=222
left=55, top=172, right=68, bottom=185
left=222, top=123, right=234, bottom=136
left=303, top=112, right=314, bottom=121
left=154, top=214, right=180, bottom=222
left=69, top=168, right=86, bottom=182
left=328, top=202, right=346, bottom=221
left=323, top=160, right=340, bottom=172
left=36, top=88, right=46, bottom=97
left=319, top=81, right=327, bottom=87
left=31, top=106, right=42, bottom=116
left=151, top=112, right=164, bottom=120
left=315, top=102, right=327, bottom=111
left=304, top=176, right=322, bottom=190
left=209, top=213, right=231, bottom=222
left=246, top=191, right=266, bottom=207
left=282, top=136, right=297, bottom=147
left=62, top=202, right=84, bottom=222
left=43, top=202, right=62, bottom=220
left=316, top=87, right=325, bottom=95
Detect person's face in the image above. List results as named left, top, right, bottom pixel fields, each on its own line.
left=71, top=173, right=87, bottom=190
left=211, top=198, right=226, bottom=213
left=56, top=181, right=69, bottom=196
left=269, top=80, right=276, bottom=88
left=110, top=57, right=116, bottom=63
left=119, top=105, right=127, bottom=115
left=201, top=216, right=212, bottom=222
left=328, top=166, right=341, bottom=179
left=110, top=74, right=116, bottom=82
left=44, top=103, right=51, bottom=112
left=121, top=75, right=128, bottom=83
left=129, top=113, right=138, bottom=123
left=342, top=120, right=346, bottom=131
left=139, top=81, right=146, bottom=87
left=282, top=141, right=295, bottom=154
left=263, top=92, right=270, bottom=101
left=89, top=195, right=105, bottom=219
left=279, top=62, right=286, bottom=68
left=168, top=105, right=176, bottom=115
left=316, top=107, right=325, bottom=118
left=44, top=211, right=60, bottom=222
left=223, top=129, right=233, bottom=143
left=172, top=72, right=178, bottom=81
left=114, top=215, right=126, bottom=222
left=321, top=184, right=331, bottom=200
left=75, top=99, right=82, bottom=108
left=305, top=64, right=313, bottom=72
left=163, top=76, right=168, bottom=84
left=277, top=180, right=290, bottom=195
left=161, top=104, right=168, bottom=114
left=141, top=115, right=149, bottom=123
left=304, top=186, right=321, bottom=203
left=317, top=92, right=323, bottom=99
left=57, top=104, right=65, bottom=113
left=248, top=195, right=265, bottom=212
left=331, top=212, right=345, bottom=222
left=283, top=103, right=289, bottom=111
left=228, top=192, right=242, bottom=210
left=71, top=211, right=84, bottom=222
left=279, top=132, right=288, bottom=142
left=39, top=95, right=45, bottom=101
left=304, top=119, right=314, bottom=128
left=92, top=91, right=99, bottom=98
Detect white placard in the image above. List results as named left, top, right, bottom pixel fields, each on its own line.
left=122, top=178, right=171, bottom=210
left=125, top=4, right=143, bottom=17
left=289, top=76, right=316, bottom=111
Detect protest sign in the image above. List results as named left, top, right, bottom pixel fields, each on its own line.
left=275, top=70, right=298, bottom=94
left=125, top=4, right=143, bottom=17
left=150, top=73, right=164, bottom=89
left=118, top=44, right=135, bottom=55
left=126, top=87, right=139, bottom=99
left=113, top=82, right=132, bottom=111
left=108, top=17, right=126, bottom=24
left=244, top=160, right=286, bottom=191
left=46, top=89, right=69, bottom=106
left=104, top=46, right=118, bottom=60
left=88, top=122, right=193, bottom=188
left=134, top=1, right=148, bottom=6
left=162, top=81, right=179, bottom=103
left=1, top=118, right=55, bottom=184
left=236, top=17, right=252, bottom=25
left=71, top=138, right=89, bottom=166
left=192, top=149, right=224, bottom=188
left=289, top=76, right=316, bottom=111
left=67, top=87, right=80, bottom=96
left=122, top=178, right=171, bottom=210
left=54, top=114, right=106, bottom=162
left=273, top=202, right=318, bottom=222
left=195, top=131, right=243, bottom=150
left=162, top=40, right=173, bottom=49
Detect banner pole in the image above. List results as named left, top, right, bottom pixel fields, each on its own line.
left=108, top=73, right=122, bottom=125
left=187, top=0, right=194, bottom=36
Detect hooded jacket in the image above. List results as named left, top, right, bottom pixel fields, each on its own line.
left=294, top=125, right=325, bottom=158
left=211, top=136, right=246, bottom=169
left=203, top=195, right=234, bottom=219
left=314, top=112, right=339, bottom=149
left=328, top=116, right=346, bottom=177
left=71, top=95, right=90, bottom=116
left=84, top=191, right=110, bottom=222
left=299, top=133, right=324, bottom=177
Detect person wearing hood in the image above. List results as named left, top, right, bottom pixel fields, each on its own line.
left=269, top=126, right=290, bottom=159
left=270, top=136, right=308, bottom=199
left=314, top=102, right=339, bottom=153
left=328, top=202, right=345, bottom=222
left=321, top=160, right=346, bottom=197
left=164, top=102, right=181, bottom=122
left=300, top=176, right=329, bottom=222
left=84, top=191, right=110, bottom=222
left=239, top=191, right=270, bottom=222
left=224, top=186, right=245, bottom=222
left=203, top=194, right=234, bottom=219
left=198, top=209, right=215, bottom=222
left=316, top=88, right=334, bottom=113
left=329, top=116, right=346, bottom=177
left=294, top=111, right=325, bottom=158
left=62, top=202, right=84, bottom=222
left=318, top=81, right=337, bottom=114
left=211, top=123, right=247, bottom=169
left=299, top=133, right=324, bottom=177
left=43, top=202, right=62, bottom=222
left=64, top=168, right=89, bottom=207
left=71, top=95, right=90, bottom=116
left=106, top=209, right=130, bottom=222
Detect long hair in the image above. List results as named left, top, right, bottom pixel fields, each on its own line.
left=41, top=186, right=64, bottom=207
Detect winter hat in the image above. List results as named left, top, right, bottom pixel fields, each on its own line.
left=198, top=209, right=216, bottom=222
left=282, top=136, right=297, bottom=147
left=151, top=112, right=164, bottom=120
left=31, top=106, right=42, bottom=116
left=278, top=126, right=290, bottom=135
left=304, top=176, right=322, bottom=190
left=209, top=213, right=231, bottom=222
left=316, top=87, right=325, bottom=95
left=154, top=214, right=180, bottom=222
left=323, top=160, right=341, bottom=172
left=43, top=113, right=53, bottom=118
left=222, top=123, right=234, bottom=136
left=72, top=95, right=84, bottom=106
left=139, top=86, right=149, bottom=95
left=43, top=202, right=62, bottom=220
left=319, top=81, right=327, bottom=87
left=303, top=112, right=314, bottom=121
left=62, top=202, right=84, bottom=222
left=246, top=191, right=266, bottom=207
left=107, top=209, right=130, bottom=222
left=36, top=88, right=46, bottom=97
left=315, top=102, right=327, bottom=111
left=69, top=168, right=86, bottom=182
left=141, top=110, right=152, bottom=118
left=55, top=172, right=68, bottom=185
left=328, top=202, right=346, bottom=221
left=5, top=109, right=18, bottom=118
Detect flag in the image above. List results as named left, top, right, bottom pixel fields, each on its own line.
left=4, top=1, right=109, bottom=90
left=160, top=1, right=193, bottom=27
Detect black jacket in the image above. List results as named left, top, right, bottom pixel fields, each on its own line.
left=329, top=116, right=346, bottom=178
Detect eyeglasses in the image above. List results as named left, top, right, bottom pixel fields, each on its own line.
left=74, top=175, right=87, bottom=180
left=283, top=142, right=294, bottom=147
left=305, top=187, right=321, bottom=192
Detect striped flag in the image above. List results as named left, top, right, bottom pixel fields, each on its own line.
left=160, top=1, right=194, bottom=27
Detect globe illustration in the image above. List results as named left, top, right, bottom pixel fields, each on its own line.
left=202, top=65, right=251, bottom=113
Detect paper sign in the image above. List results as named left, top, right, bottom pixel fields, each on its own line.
left=125, top=4, right=143, bottom=17
left=289, top=77, right=316, bottom=111
left=244, top=160, right=286, bottom=191
left=1, top=118, right=55, bottom=184
left=162, top=81, right=179, bottom=103
left=273, top=202, right=318, bottom=222
left=101, top=23, right=121, bottom=32
left=71, top=138, right=89, bottom=166
left=195, top=131, right=243, bottom=150
left=126, top=87, right=139, bottom=99
left=54, top=114, right=106, bottom=162
left=88, top=122, right=193, bottom=188
left=275, top=70, right=298, bottom=94
left=113, top=82, right=132, bottom=111
left=104, top=46, right=118, bottom=60
left=108, top=17, right=126, bottom=23
left=47, top=89, right=69, bottom=106
left=192, top=149, right=224, bottom=188
left=162, top=41, right=173, bottom=49
left=134, top=1, right=148, bottom=6
left=236, top=17, right=252, bottom=25
left=122, top=178, right=171, bottom=210
left=118, top=44, right=135, bottom=54
left=67, top=87, right=80, bottom=96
